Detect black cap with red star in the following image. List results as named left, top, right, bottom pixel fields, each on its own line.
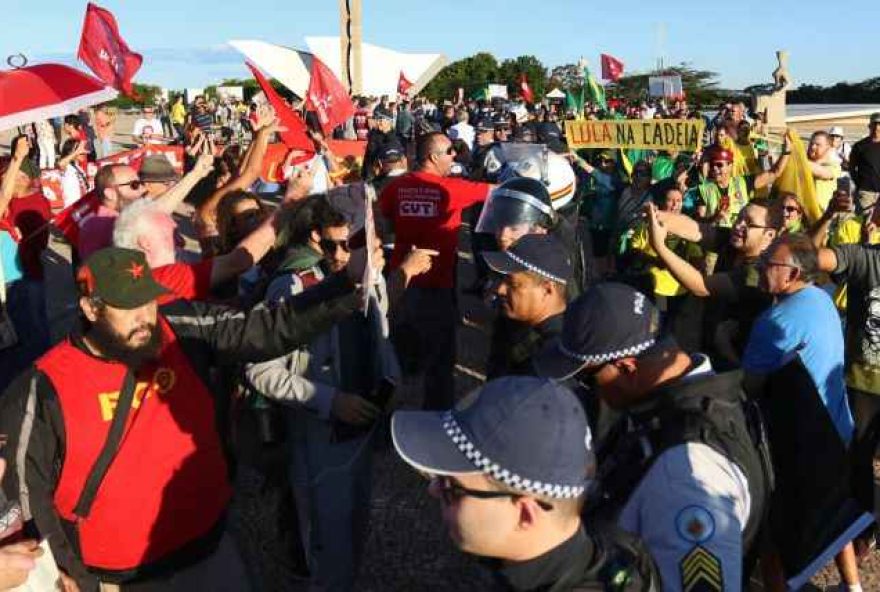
left=76, top=247, right=168, bottom=310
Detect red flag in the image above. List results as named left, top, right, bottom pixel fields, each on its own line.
left=52, top=190, right=100, bottom=247
left=245, top=62, right=314, bottom=152
left=519, top=74, right=535, bottom=104
left=305, top=57, right=356, bottom=136
left=600, top=54, right=625, bottom=82
left=77, top=3, right=142, bottom=97
left=397, top=71, right=413, bottom=96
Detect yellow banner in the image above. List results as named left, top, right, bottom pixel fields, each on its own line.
left=564, top=119, right=705, bottom=151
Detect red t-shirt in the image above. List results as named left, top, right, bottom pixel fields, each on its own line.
left=379, top=171, right=490, bottom=289
left=153, top=259, right=214, bottom=304
left=3, top=192, right=51, bottom=280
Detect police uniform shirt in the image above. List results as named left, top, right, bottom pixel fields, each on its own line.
left=617, top=355, right=751, bottom=592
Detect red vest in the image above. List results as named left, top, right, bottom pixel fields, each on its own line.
left=36, top=318, right=231, bottom=572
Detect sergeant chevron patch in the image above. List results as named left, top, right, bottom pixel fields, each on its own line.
left=679, top=545, right=722, bottom=592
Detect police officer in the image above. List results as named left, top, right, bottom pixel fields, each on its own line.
left=470, top=117, right=502, bottom=183
left=476, top=177, right=579, bottom=282
left=482, top=235, right=571, bottom=378
left=391, top=376, right=660, bottom=591
left=362, top=111, right=395, bottom=181
left=535, top=283, right=770, bottom=592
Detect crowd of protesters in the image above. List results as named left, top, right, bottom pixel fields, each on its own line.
left=2, top=81, right=880, bottom=592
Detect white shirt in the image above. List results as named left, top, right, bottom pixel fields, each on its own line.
left=132, top=117, right=163, bottom=143
left=60, top=164, right=87, bottom=208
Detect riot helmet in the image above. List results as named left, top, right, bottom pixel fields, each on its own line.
left=476, top=177, right=558, bottom=250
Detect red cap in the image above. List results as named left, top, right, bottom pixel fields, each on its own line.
left=705, top=145, right=733, bottom=163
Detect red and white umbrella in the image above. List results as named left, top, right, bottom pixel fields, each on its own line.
left=0, top=63, right=118, bottom=132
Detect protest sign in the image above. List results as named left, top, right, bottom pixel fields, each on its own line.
left=564, top=119, right=705, bottom=151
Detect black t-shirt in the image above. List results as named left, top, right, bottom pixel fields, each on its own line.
left=699, top=227, right=773, bottom=367
left=850, top=138, right=880, bottom=193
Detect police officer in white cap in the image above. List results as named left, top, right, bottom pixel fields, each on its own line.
left=535, top=283, right=771, bottom=592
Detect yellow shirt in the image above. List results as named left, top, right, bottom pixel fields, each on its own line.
left=630, top=225, right=689, bottom=297
left=170, top=102, right=186, bottom=126
left=814, top=159, right=842, bottom=212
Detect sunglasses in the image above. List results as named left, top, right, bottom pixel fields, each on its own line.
left=782, top=205, right=801, bottom=214
left=710, top=161, right=729, bottom=169
left=319, top=237, right=351, bottom=254
left=435, top=146, right=456, bottom=156
left=113, top=180, right=144, bottom=191
left=433, top=476, right=553, bottom=511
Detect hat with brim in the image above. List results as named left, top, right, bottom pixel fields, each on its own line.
left=534, top=282, right=661, bottom=380
left=532, top=337, right=588, bottom=381
left=392, top=376, right=593, bottom=497
left=392, top=411, right=481, bottom=476
left=482, top=235, right=572, bottom=285
left=77, top=247, right=169, bottom=310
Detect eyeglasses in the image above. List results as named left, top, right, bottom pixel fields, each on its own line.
left=113, top=180, right=144, bottom=191
left=782, top=205, right=801, bottom=214
left=433, top=476, right=553, bottom=511
left=319, top=237, right=351, bottom=254
left=733, top=216, right=771, bottom=230
left=757, top=254, right=800, bottom=271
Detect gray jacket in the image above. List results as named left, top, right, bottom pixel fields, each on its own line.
left=245, top=266, right=400, bottom=418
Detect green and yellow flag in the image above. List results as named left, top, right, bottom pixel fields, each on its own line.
left=582, top=65, right=607, bottom=111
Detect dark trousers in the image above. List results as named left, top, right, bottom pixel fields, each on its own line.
left=849, top=388, right=880, bottom=522
left=392, top=287, right=457, bottom=410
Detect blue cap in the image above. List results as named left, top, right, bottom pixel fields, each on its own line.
left=475, top=117, right=495, bottom=132
left=534, top=282, right=661, bottom=380
left=392, top=376, right=593, bottom=499
left=482, top=235, right=572, bottom=285
left=379, top=142, right=405, bottom=162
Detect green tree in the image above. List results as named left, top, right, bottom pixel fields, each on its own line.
left=549, top=63, right=584, bottom=90
left=106, top=83, right=163, bottom=109
left=498, top=55, right=548, bottom=100
left=423, top=52, right=500, bottom=102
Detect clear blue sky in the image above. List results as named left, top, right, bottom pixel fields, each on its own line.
left=3, top=0, right=877, bottom=91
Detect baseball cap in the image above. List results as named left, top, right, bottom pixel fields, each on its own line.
left=378, top=141, right=405, bottom=163
left=373, top=109, right=393, bottom=122
left=392, top=376, right=594, bottom=499
left=475, top=117, right=495, bottom=132
left=534, top=282, right=661, bottom=380
left=482, top=234, right=572, bottom=285
left=829, top=126, right=844, bottom=137
left=870, top=113, right=880, bottom=125
left=76, top=248, right=169, bottom=310
left=704, top=145, right=734, bottom=163
left=139, top=155, right=179, bottom=183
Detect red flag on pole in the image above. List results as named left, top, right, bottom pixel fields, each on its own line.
left=519, top=74, right=535, bottom=104
left=305, top=57, right=356, bottom=136
left=600, top=54, right=625, bottom=82
left=397, top=71, right=413, bottom=96
left=77, top=3, right=143, bottom=97
left=245, top=62, right=314, bottom=152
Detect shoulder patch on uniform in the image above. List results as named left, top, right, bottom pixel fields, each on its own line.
left=675, top=505, right=716, bottom=544
left=679, top=545, right=722, bottom=592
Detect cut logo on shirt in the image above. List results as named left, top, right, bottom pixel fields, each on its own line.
left=399, top=200, right=438, bottom=218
